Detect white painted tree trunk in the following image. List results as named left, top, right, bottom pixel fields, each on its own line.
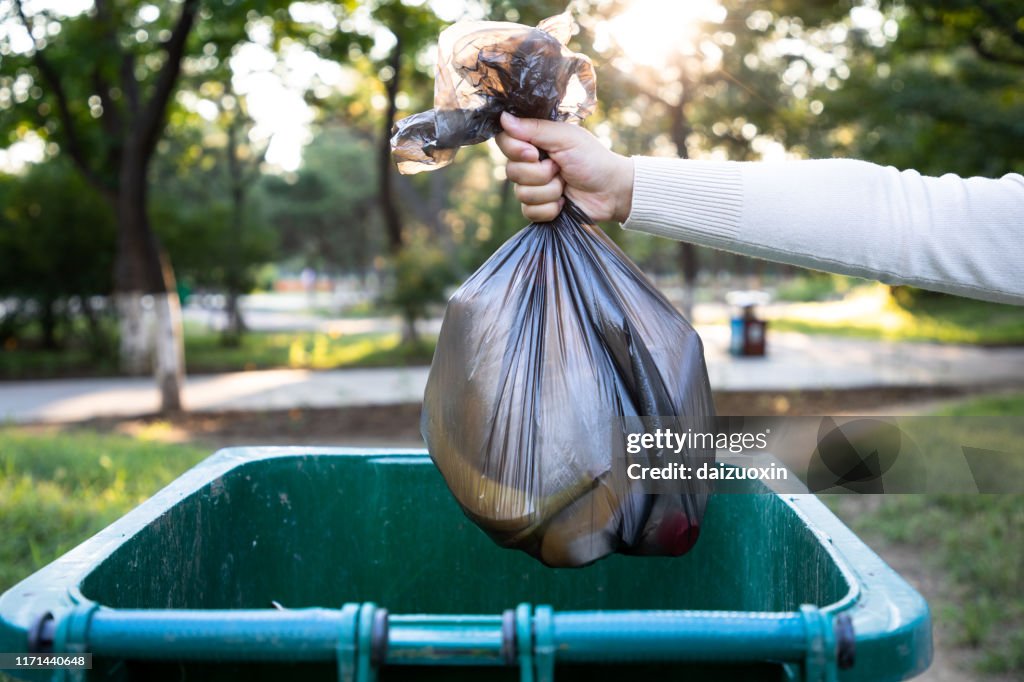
left=153, top=292, right=185, bottom=412
left=116, top=292, right=152, bottom=376
left=679, top=288, right=695, bottom=322
left=116, top=292, right=185, bottom=412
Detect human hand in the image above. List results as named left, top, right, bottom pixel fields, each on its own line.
left=496, top=112, right=634, bottom=223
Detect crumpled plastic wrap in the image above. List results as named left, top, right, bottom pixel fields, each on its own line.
left=392, top=11, right=715, bottom=567
left=391, top=11, right=596, bottom=173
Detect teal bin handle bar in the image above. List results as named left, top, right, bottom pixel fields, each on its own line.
left=41, top=602, right=853, bottom=680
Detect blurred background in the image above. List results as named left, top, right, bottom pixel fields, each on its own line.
left=0, top=1, right=1021, bottom=679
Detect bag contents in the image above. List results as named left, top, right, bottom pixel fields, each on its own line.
left=392, top=11, right=715, bottom=567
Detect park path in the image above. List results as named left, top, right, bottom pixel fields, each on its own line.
left=3, top=327, right=1024, bottom=423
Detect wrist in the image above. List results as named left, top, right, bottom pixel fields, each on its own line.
left=613, top=154, right=634, bottom=223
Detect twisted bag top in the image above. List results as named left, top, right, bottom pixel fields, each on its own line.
left=392, top=12, right=715, bottom=568
left=391, top=11, right=596, bottom=174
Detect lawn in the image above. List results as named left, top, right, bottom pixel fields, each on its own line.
left=770, top=284, right=1024, bottom=345
left=185, top=330, right=436, bottom=373
left=0, top=429, right=207, bottom=593
left=0, top=330, right=436, bottom=380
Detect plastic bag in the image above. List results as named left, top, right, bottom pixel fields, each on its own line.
left=391, top=11, right=596, bottom=174
left=392, top=12, right=715, bottom=567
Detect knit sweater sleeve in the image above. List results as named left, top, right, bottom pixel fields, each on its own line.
left=621, top=156, right=1024, bottom=305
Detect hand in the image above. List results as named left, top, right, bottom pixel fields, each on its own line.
left=496, top=112, right=634, bottom=223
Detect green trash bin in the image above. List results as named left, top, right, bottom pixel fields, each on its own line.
left=0, top=448, right=931, bottom=681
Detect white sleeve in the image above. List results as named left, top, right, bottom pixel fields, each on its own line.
left=621, top=156, right=1024, bottom=305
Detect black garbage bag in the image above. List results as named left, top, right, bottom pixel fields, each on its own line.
left=392, top=11, right=715, bottom=567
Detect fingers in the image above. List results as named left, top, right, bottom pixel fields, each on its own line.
left=506, top=158, right=559, bottom=186
left=495, top=131, right=539, bottom=162
left=500, top=112, right=579, bottom=153
left=496, top=112, right=574, bottom=223
left=514, top=176, right=564, bottom=205
left=508, top=158, right=563, bottom=223
left=522, top=198, right=564, bottom=223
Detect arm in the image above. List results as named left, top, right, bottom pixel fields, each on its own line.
left=626, top=157, right=1024, bottom=305
left=497, top=113, right=1024, bottom=305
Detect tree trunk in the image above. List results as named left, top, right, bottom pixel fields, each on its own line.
left=152, top=291, right=185, bottom=412
left=39, top=295, right=58, bottom=350
left=224, top=290, right=246, bottom=342
left=380, top=43, right=415, bottom=346
left=115, top=291, right=150, bottom=374
left=669, top=96, right=699, bottom=321
left=222, top=114, right=247, bottom=347
left=379, top=41, right=404, bottom=255
left=81, top=295, right=108, bottom=359
left=401, top=311, right=419, bottom=347
left=114, top=147, right=184, bottom=412
left=677, top=243, right=698, bottom=321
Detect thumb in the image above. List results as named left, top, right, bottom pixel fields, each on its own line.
left=500, top=112, right=578, bottom=153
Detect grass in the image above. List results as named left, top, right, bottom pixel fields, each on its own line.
left=770, top=284, right=1024, bottom=345
left=832, top=392, right=1024, bottom=675
left=0, top=429, right=207, bottom=593
left=773, top=274, right=862, bottom=302
left=937, top=392, right=1024, bottom=416
left=185, top=330, right=436, bottom=373
left=0, top=330, right=436, bottom=380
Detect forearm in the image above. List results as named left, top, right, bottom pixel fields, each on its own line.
left=622, top=157, right=1024, bottom=305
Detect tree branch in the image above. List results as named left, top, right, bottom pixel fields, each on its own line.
left=969, top=32, right=1024, bottom=67
left=121, top=53, right=140, bottom=116
left=13, top=0, right=106, bottom=190
left=138, top=0, right=201, bottom=160
left=976, top=1, right=1024, bottom=50
left=92, top=0, right=125, bottom=143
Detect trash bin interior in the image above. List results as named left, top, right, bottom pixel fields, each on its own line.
left=79, top=453, right=850, bottom=614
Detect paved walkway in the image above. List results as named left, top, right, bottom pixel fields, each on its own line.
left=3, top=326, right=1023, bottom=423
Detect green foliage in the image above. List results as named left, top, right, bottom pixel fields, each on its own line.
left=0, top=159, right=115, bottom=298
left=385, top=242, right=457, bottom=332
left=150, top=148, right=277, bottom=295
left=258, top=127, right=381, bottom=274
left=0, top=159, right=116, bottom=350
left=0, top=429, right=207, bottom=592
left=808, top=1, right=1024, bottom=177
left=152, top=193, right=275, bottom=293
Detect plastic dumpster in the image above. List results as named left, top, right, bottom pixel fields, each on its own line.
left=0, top=448, right=931, bottom=681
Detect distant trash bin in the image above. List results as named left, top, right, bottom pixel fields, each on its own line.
left=727, top=290, right=770, bottom=357
left=0, top=449, right=931, bottom=681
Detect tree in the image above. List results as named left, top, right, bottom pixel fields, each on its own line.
left=386, top=241, right=456, bottom=345
left=1, top=0, right=207, bottom=410
left=160, top=77, right=271, bottom=344
left=0, top=0, right=304, bottom=410
left=259, top=127, right=382, bottom=279
left=149, top=114, right=276, bottom=344
left=807, top=1, right=1024, bottom=177
left=0, top=159, right=116, bottom=353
